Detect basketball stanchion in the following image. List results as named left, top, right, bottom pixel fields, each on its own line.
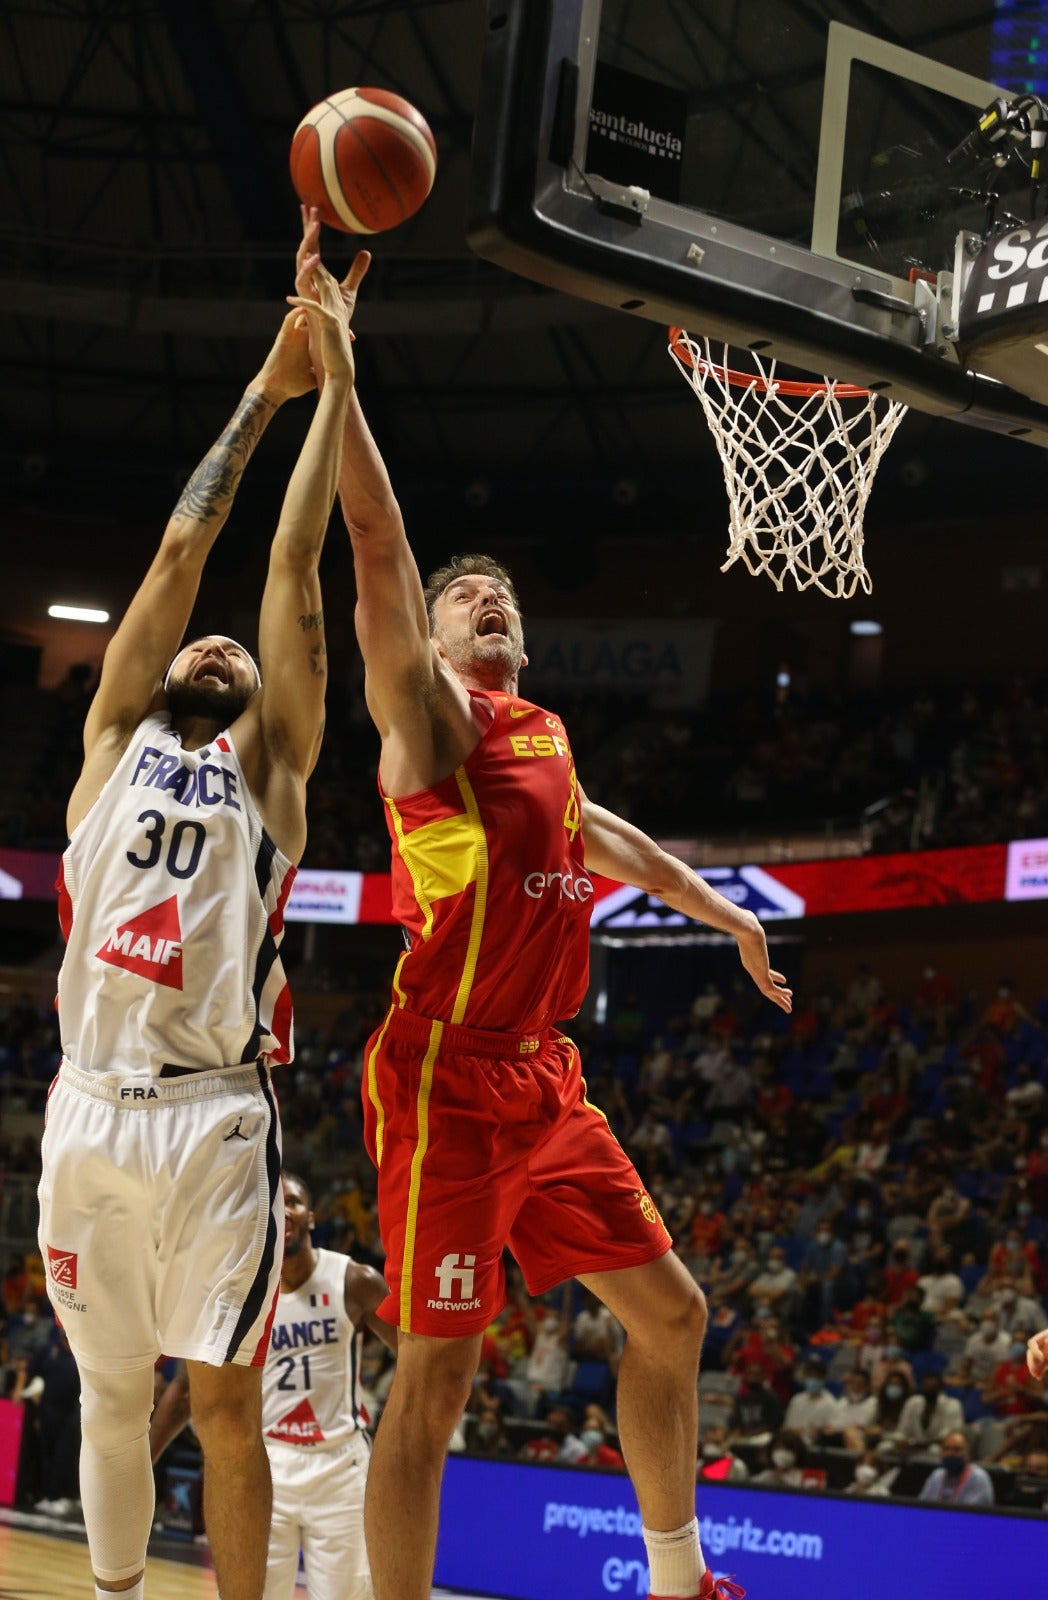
left=668, top=329, right=908, bottom=597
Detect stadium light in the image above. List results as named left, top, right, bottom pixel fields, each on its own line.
left=48, top=604, right=110, bottom=623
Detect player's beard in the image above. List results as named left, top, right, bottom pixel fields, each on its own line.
left=436, top=623, right=524, bottom=686
left=166, top=677, right=255, bottom=723
left=283, top=1231, right=307, bottom=1258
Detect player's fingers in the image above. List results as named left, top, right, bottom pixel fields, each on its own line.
left=341, top=249, right=372, bottom=298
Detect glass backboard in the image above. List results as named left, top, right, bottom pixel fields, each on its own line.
left=469, top=0, right=1048, bottom=445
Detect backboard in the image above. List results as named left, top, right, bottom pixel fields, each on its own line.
left=469, top=0, right=1048, bottom=446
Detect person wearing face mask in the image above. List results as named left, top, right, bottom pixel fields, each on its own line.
left=576, top=1406, right=626, bottom=1469
left=897, top=1374, right=964, bottom=1451
left=916, top=1248, right=966, bottom=1320
left=990, top=1276, right=1045, bottom=1336
left=746, top=1247, right=797, bottom=1313
left=982, top=1336, right=1040, bottom=1416
left=955, top=1313, right=1012, bottom=1387
left=918, top=1429, right=994, bottom=1506
left=782, top=1361, right=840, bottom=1445
left=468, top=1407, right=513, bottom=1459
left=798, top=1223, right=847, bottom=1327
left=697, top=1423, right=748, bottom=1484
left=845, top=1448, right=897, bottom=1497
left=752, top=1429, right=819, bottom=1490
left=868, top=1371, right=913, bottom=1445
left=987, top=1229, right=1043, bottom=1297
left=730, top=1363, right=785, bottom=1442
left=834, top=1370, right=878, bottom=1451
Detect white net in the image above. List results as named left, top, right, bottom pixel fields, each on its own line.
left=669, top=330, right=908, bottom=598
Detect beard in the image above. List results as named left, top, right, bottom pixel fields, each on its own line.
left=166, top=677, right=255, bottom=723
left=436, top=625, right=524, bottom=684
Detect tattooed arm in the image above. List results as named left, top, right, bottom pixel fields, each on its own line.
left=74, top=312, right=315, bottom=801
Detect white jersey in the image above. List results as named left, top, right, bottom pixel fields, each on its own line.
left=57, top=713, right=297, bottom=1082
left=262, top=1250, right=367, bottom=1450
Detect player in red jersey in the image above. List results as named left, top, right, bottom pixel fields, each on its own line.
left=295, top=209, right=789, bottom=1600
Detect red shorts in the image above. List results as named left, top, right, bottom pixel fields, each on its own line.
left=362, top=1007, right=672, bottom=1335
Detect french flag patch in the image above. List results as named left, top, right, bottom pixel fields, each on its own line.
left=309, top=1292, right=330, bottom=1308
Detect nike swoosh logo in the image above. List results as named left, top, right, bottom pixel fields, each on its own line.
left=508, top=705, right=536, bottom=719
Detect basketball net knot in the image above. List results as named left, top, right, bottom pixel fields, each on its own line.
left=668, top=330, right=907, bottom=597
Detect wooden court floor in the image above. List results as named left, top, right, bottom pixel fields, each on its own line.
left=0, top=1516, right=304, bottom=1598
left=0, top=1514, right=484, bottom=1599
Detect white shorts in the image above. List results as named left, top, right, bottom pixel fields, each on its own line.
left=264, top=1432, right=372, bottom=1600
left=38, top=1060, right=283, bottom=1373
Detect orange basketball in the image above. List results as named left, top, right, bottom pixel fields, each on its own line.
left=290, top=87, right=437, bottom=234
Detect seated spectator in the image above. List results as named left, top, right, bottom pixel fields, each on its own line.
left=867, top=1370, right=914, bottom=1447
left=897, top=1374, right=965, bottom=1452
left=987, top=1229, right=1043, bottom=1297
left=883, top=1242, right=920, bottom=1306
left=731, top=1362, right=785, bottom=1442
left=991, top=1278, right=1046, bottom=1339
left=834, top=1369, right=878, bottom=1451
left=706, top=1239, right=761, bottom=1311
left=576, top=1407, right=625, bottom=1470
left=890, top=1285, right=936, bottom=1353
left=519, top=1405, right=587, bottom=1465
left=698, top=1421, right=749, bottom=1484
left=466, top=1408, right=514, bottom=1458
left=751, top=1429, right=824, bottom=1490
left=845, top=1447, right=899, bottom=1497
left=572, top=1289, right=622, bottom=1373
left=981, top=1338, right=1041, bottom=1417
left=926, top=1183, right=972, bottom=1250
left=918, top=1429, right=994, bottom=1506
left=952, top=1311, right=1012, bottom=1386
left=745, top=1247, right=797, bottom=1314
left=783, top=1361, right=840, bottom=1446
left=727, top=1314, right=796, bottom=1402
left=1010, top=1448, right=1048, bottom=1511
left=798, top=1224, right=848, bottom=1326
left=917, top=1248, right=966, bottom=1319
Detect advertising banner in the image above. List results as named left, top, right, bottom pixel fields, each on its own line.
left=434, top=1457, right=1045, bottom=1600
left=3, top=838, right=1041, bottom=927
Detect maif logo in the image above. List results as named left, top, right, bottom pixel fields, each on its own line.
left=96, top=895, right=184, bottom=989
left=46, top=1245, right=77, bottom=1289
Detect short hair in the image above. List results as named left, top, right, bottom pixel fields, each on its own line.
left=422, top=554, right=520, bottom=632
left=282, top=1170, right=312, bottom=1208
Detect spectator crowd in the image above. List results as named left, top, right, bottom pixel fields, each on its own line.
left=4, top=952, right=1048, bottom=1518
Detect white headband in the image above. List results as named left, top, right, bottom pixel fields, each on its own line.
left=164, top=635, right=261, bottom=693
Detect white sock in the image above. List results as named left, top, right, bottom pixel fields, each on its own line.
left=643, top=1518, right=706, bottom=1597
left=96, top=1584, right=143, bottom=1600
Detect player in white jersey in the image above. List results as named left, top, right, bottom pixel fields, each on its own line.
left=37, top=252, right=361, bottom=1600
left=262, top=1173, right=393, bottom=1600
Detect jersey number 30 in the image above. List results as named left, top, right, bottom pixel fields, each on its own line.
left=127, top=809, right=206, bottom=880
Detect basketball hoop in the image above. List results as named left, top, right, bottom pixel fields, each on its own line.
left=668, top=329, right=908, bottom=598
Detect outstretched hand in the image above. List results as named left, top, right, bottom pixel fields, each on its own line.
left=287, top=257, right=356, bottom=384
left=736, top=920, right=793, bottom=1013
left=294, top=204, right=371, bottom=382
left=257, top=307, right=317, bottom=402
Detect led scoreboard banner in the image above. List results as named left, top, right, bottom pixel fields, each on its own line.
left=2, top=838, right=1046, bottom=925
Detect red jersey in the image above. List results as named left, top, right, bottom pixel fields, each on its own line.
left=383, top=689, right=590, bottom=1033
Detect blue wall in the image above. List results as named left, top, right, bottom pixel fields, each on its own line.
left=435, top=1458, right=1045, bottom=1600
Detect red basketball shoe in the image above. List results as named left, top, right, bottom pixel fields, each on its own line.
left=650, top=1576, right=745, bottom=1600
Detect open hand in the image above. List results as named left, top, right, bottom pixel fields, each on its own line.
left=294, top=204, right=371, bottom=383
left=257, top=307, right=317, bottom=402
left=736, top=919, right=793, bottom=1013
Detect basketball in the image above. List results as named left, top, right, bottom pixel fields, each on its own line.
left=290, top=87, right=437, bottom=234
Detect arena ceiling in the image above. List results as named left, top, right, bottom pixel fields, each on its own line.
left=0, top=1, right=1037, bottom=558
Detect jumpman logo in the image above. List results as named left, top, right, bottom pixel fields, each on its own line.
left=223, top=1116, right=249, bottom=1142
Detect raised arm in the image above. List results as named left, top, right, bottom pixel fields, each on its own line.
left=250, top=264, right=353, bottom=811
left=579, top=788, right=793, bottom=1012
left=68, top=314, right=314, bottom=831
left=293, top=207, right=434, bottom=737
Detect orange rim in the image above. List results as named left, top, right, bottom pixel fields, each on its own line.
left=668, top=326, right=870, bottom=399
